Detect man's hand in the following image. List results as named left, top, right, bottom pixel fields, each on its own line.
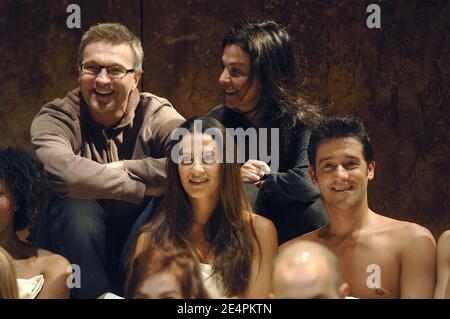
left=105, top=161, right=125, bottom=170
left=240, top=159, right=270, bottom=184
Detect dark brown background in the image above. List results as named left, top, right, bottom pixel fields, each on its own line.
left=0, top=1, right=448, bottom=238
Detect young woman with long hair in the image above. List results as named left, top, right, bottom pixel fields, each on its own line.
left=130, top=117, right=277, bottom=298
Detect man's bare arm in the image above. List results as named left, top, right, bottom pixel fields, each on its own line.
left=434, top=230, right=450, bottom=298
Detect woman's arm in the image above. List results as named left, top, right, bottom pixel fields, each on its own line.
left=244, top=215, right=278, bottom=298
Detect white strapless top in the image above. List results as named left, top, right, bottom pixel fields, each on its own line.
left=199, top=263, right=237, bottom=299
left=17, top=275, right=44, bottom=299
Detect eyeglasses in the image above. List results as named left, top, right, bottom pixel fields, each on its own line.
left=80, top=63, right=136, bottom=79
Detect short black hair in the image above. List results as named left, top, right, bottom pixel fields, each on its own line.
left=308, top=116, right=374, bottom=168
left=0, top=147, right=49, bottom=231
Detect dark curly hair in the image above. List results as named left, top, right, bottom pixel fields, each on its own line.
left=0, top=147, right=49, bottom=231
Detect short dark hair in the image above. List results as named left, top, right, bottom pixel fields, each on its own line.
left=0, top=147, right=49, bottom=231
left=308, top=116, right=374, bottom=168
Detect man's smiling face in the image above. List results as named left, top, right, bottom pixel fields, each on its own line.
left=309, top=137, right=375, bottom=212
left=79, top=41, right=140, bottom=127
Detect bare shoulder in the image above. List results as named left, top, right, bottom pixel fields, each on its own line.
left=376, top=213, right=433, bottom=240
left=437, top=230, right=450, bottom=245
left=251, top=213, right=276, bottom=233
left=251, top=213, right=278, bottom=247
left=251, top=213, right=278, bottom=244
left=437, top=230, right=450, bottom=257
left=37, top=249, right=70, bottom=274
left=381, top=217, right=436, bottom=254
left=279, top=227, right=323, bottom=252
left=394, top=219, right=435, bottom=242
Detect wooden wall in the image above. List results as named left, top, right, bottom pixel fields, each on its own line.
left=0, top=0, right=448, bottom=237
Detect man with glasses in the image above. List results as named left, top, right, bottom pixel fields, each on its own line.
left=30, top=23, right=185, bottom=298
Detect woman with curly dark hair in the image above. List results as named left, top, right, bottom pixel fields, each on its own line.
left=129, top=117, right=277, bottom=298
left=0, top=147, right=70, bottom=298
left=208, top=20, right=328, bottom=244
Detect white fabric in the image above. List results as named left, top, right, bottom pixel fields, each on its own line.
left=98, top=292, right=124, bottom=299
left=199, top=263, right=237, bottom=299
left=17, top=275, right=44, bottom=299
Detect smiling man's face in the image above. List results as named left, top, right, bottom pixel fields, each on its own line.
left=309, top=137, right=375, bottom=212
left=79, top=41, right=140, bottom=128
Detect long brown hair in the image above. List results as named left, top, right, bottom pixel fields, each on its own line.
left=125, top=246, right=209, bottom=299
left=131, top=116, right=260, bottom=297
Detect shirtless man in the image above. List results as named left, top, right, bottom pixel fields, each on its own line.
left=272, top=240, right=349, bottom=299
left=281, top=116, right=436, bottom=298
left=0, top=148, right=70, bottom=298
left=434, top=230, right=450, bottom=298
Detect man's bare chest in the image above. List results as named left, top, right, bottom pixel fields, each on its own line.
left=335, top=240, right=401, bottom=298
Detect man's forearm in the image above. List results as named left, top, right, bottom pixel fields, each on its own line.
left=144, top=185, right=165, bottom=196
left=105, top=160, right=166, bottom=197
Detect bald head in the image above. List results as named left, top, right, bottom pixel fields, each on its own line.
left=272, top=241, right=347, bottom=299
